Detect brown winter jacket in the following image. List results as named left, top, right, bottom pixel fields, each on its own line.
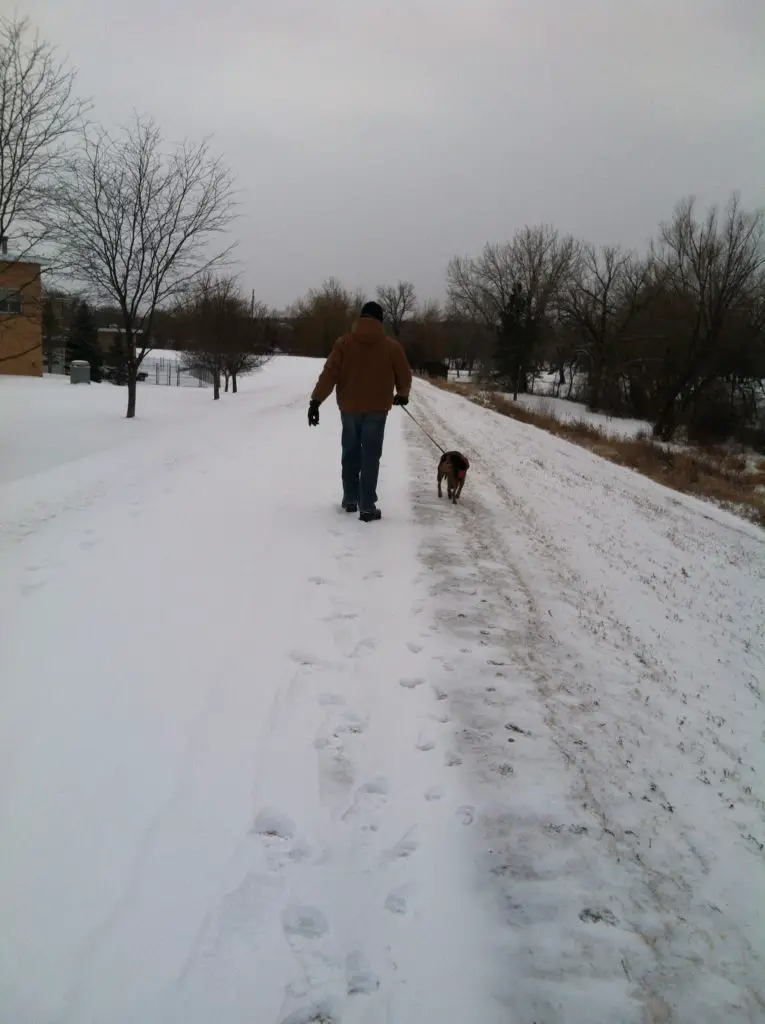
left=311, top=317, right=412, bottom=414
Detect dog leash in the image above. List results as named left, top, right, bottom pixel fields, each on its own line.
left=400, top=404, right=448, bottom=455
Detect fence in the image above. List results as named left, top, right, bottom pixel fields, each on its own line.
left=141, top=356, right=213, bottom=388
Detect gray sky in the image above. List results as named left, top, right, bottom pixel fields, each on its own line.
left=24, top=0, right=765, bottom=309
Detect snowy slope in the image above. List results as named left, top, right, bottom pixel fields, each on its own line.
left=1, top=361, right=763, bottom=1024
left=510, top=390, right=652, bottom=438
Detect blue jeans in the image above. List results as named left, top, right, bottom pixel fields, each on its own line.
left=341, top=413, right=387, bottom=511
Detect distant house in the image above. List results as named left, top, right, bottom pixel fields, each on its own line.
left=0, top=245, right=43, bottom=377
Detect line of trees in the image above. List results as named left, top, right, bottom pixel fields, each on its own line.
left=446, top=197, right=765, bottom=442
left=277, top=197, right=765, bottom=447
left=4, top=15, right=763, bottom=440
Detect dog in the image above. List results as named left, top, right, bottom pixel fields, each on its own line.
left=437, top=450, right=470, bottom=504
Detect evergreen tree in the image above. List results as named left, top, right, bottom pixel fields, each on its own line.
left=67, top=301, right=103, bottom=381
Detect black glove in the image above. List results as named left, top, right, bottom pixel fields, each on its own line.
left=393, top=394, right=409, bottom=407
left=308, top=400, right=320, bottom=426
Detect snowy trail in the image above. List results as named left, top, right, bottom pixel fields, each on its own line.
left=2, top=361, right=764, bottom=1023
left=1, top=364, right=501, bottom=1024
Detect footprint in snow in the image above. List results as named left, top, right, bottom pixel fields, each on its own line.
left=384, top=885, right=411, bottom=915
left=358, top=777, right=389, bottom=797
left=335, top=710, right=368, bottom=736
left=318, top=693, right=345, bottom=708
left=251, top=809, right=296, bottom=840
left=425, top=786, right=444, bottom=801
left=416, top=736, right=436, bottom=752
left=399, top=676, right=425, bottom=690
left=289, top=650, right=330, bottom=670
left=282, top=905, right=329, bottom=940
left=456, top=805, right=475, bottom=826
left=382, top=830, right=419, bottom=862
left=345, top=952, right=381, bottom=996
left=445, top=751, right=462, bottom=767
left=278, top=1000, right=338, bottom=1024
left=316, top=744, right=354, bottom=793
left=406, top=642, right=423, bottom=654
left=342, top=777, right=389, bottom=822
left=350, top=637, right=377, bottom=657
left=440, top=662, right=456, bottom=673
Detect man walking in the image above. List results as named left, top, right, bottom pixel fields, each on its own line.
left=308, top=300, right=412, bottom=522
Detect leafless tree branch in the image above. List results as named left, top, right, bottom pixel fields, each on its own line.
left=376, top=280, right=416, bottom=337
left=0, top=15, right=89, bottom=256
left=51, top=116, right=237, bottom=416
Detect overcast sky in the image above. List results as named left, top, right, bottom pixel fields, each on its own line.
left=23, top=0, right=765, bottom=309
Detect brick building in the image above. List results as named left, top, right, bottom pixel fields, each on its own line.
left=0, top=256, right=43, bottom=377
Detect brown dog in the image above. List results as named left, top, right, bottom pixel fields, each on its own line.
left=437, top=451, right=470, bottom=504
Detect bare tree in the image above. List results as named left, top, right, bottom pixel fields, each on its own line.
left=402, top=299, right=449, bottom=374
left=561, top=244, right=656, bottom=410
left=177, top=277, right=272, bottom=399
left=650, top=195, right=765, bottom=438
left=0, top=17, right=87, bottom=371
left=0, top=15, right=88, bottom=254
left=376, top=281, right=417, bottom=337
left=52, top=117, right=235, bottom=417
left=291, top=277, right=357, bottom=357
left=447, top=226, right=578, bottom=395
left=448, top=227, right=578, bottom=326
left=177, top=275, right=231, bottom=400
left=222, top=295, right=274, bottom=393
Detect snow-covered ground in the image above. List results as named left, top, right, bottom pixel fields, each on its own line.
left=509, top=391, right=652, bottom=439
left=447, top=369, right=652, bottom=439
left=1, top=360, right=764, bottom=1024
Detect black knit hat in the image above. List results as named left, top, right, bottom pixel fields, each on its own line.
left=360, top=300, right=384, bottom=322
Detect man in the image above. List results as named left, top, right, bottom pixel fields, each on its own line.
left=308, top=300, right=412, bottom=522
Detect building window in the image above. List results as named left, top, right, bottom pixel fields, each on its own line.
left=0, top=288, right=22, bottom=315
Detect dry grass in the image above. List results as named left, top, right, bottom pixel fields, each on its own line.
left=429, top=379, right=765, bottom=528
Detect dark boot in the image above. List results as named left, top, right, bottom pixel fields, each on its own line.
left=342, top=501, right=358, bottom=513
left=359, top=507, right=382, bottom=523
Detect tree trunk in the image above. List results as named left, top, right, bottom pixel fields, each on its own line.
left=213, top=371, right=220, bottom=400
left=232, top=372, right=238, bottom=394
left=654, top=379, right=693, bottom=439
left=512, top=362, right=524, bottom=401
left=125, top=329, right=137, bottom=418
left=126, top=372, right=137, bottom=418
left=224, top=372, right=229, bottom=392
left=588, top=371, right=602, bottom=411
left=654, top=369, right=700, bottom=440
left=587, top=342, right=607, bottom=411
